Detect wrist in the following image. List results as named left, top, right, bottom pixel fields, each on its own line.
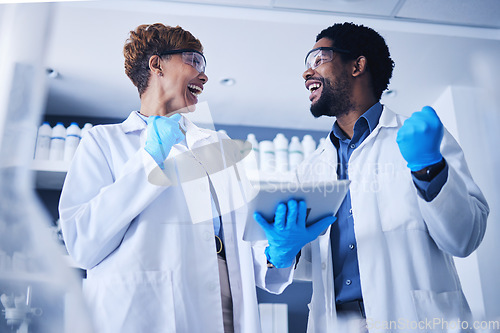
left=265, top=246, right=295, bottom=269
left=412, top=158, right=446, bottom=181
left=407, top=152, right=443, bottom=172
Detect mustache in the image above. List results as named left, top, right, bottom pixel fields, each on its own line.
left=305, top=76, right=326, bottom=85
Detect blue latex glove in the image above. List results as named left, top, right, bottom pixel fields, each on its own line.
left=144, top=113, right=185, bottom=169
left=396, top=106, right=444, bottom=172
left=254, top=199, right=337, bottom=268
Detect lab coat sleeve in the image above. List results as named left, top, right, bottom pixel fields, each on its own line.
left=59, top=130, right=170, bottom=269
left=252, top=240, right=295, bottom=294
left=417, top=129, right=489, bottom=257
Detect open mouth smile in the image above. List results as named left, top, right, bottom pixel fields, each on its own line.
left=187, top=84, right=203, bottom=97
left=308, top=82, right=321, bottom=93
left=305, top=80, right=323, bottom=102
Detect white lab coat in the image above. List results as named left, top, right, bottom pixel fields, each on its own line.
left=59, top=111, right=293, bottom=333
left=293, top=107, right=489, bottom=333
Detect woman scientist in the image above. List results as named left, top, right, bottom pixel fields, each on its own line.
left=59, top=23, right=292, bottom=333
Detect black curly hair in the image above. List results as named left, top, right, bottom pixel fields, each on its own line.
left=316, top=22, right=394, bottom=100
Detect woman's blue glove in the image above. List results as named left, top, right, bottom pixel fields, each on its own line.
left=254, top=199, right=337, bottom=268
left=396, top=106, right=444, bottom=172
left=144, top=113, right=185, bottom=169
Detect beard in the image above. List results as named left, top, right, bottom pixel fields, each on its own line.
left=310, top=72, right=353, bottom=119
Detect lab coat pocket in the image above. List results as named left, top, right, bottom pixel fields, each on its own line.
left=84, top=270, right=177, bottom=333
left=410, top=289, right=472, bottom=332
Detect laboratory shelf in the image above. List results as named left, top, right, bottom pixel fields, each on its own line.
left=31, top=160, right=298, bottom=190
left=31, top=160, right=70, bottom=190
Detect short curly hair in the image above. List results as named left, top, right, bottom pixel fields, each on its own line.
left=316, top=22, right=394, bottom=100
left=123, top=23, right=203, bottom=96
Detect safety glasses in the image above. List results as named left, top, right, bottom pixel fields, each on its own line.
left=159, top=49, right=206, bottom=73
left=305, top=47, right=351, bottom=70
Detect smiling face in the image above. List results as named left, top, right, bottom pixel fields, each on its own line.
left=156, top=53, right=208, bottom=113
left=302, top=37, right=354, bottom=118
left=124, top=24, right=208, bottom=116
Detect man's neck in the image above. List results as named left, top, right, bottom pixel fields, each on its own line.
left=335, top=100, right=378, bottom=139
left=335, top=111, right=363, bottom=139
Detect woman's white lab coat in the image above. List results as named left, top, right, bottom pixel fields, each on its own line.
left=59, top=112, right=292, bottom=333
left=293, top=107, right=489, bottom=332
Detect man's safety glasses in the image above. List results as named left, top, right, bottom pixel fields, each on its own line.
left=159, top=49, right=206, bottom=73
left=305, top=47, right=351, bottom=70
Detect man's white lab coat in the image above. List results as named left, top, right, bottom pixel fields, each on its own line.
left=294, top=107, right=489, bottom=333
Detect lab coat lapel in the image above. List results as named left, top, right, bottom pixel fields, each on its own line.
left=348, top=106, right=399, bottom=163
left=319, top=228, right=336, bottom=323
left=156, top=115, right=211, bottom=160
left=182, top=116, right=212, bottom=150
left=322, top=133, right=339, bottom=168
left=378, top=106, right=400, bottom=128
left=171, top=117, right=211, bottom=224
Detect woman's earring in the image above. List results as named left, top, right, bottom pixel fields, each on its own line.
left=158, top=72, right=163, bottom=77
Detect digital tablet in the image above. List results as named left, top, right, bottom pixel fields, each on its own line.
left=243, top=180, right=350, bottom=241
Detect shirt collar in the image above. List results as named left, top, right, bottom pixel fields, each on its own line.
left=130, top=111, right=188, bottom=128
left=361, top=102, right=383, bottom=133
left=332, top=102, right=383, bottom=141
left=121, top=111, right=210, bottom=143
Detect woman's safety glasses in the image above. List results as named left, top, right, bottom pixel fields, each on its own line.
left=159, top=49, right=206, bottom=73
left=304, top=47, right=351, bottom=70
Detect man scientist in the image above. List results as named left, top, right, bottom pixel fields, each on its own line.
left=254, top=22, right=489, bottom=332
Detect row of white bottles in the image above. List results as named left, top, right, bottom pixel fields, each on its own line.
left=34, top=122, right=93, bottom=161
left=244, top=133, right=321, bottom=173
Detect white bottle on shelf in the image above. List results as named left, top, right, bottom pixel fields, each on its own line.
left=217, top=129, right=228, bottom=137
left=259, top=140, right=275, bottom=173
left=64, top=122, right=81, bottom=161
left=273, top=133, right=289, bottom=172
left=302, top=134, right=317, bottom=159
left=80, top=123, right=93, bottom=139
left=244, top=133, right=260, bottom=170
left=288, top=136, right=304, bottom=171
left=319, top=137, right=326, bottom=147
left=49, top=122, right=66, bottom=161
left=34, top=122, right=52, bottom=160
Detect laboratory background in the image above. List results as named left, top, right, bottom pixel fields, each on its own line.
left=0, top=0, right=499, bottom=332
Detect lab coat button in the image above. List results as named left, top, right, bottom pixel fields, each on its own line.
left=321, top=262, right=326, bottom=270
left=346, top=279, right=352, bottom=286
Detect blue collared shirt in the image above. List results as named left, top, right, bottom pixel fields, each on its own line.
left=330, top=103, right=447, bottom=304
left=330, top=102, right=383, bottom=304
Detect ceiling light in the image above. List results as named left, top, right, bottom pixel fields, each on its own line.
left=46, top=68, right=59, bottom=79
left=220, top=78, right=236, bottom=86
left=382, top=89, right=397, bottom=98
